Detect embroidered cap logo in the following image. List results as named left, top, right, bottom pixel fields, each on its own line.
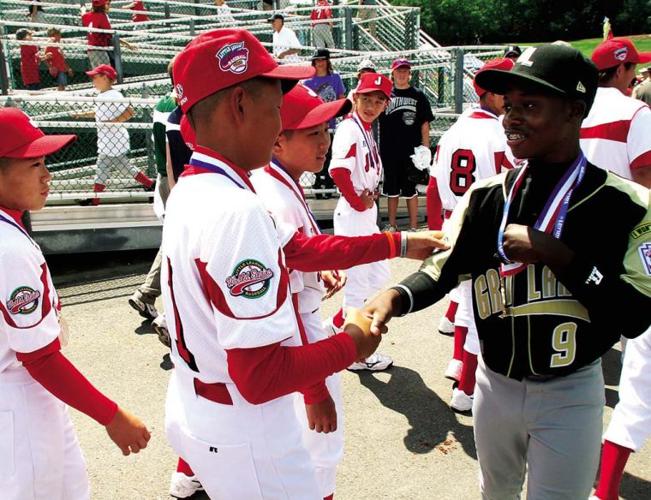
left=614, top=47, right=628, bottom=62
left=217, top=42, right=250, bottom=75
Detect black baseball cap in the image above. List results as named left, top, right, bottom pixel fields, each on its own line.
left=268, top=13, right=284, bottom=22
left=504, top=45, right=522, bottom=58
left=311, top=48, right=330, bottom=60
left=475, top=44, right=598, bottom=117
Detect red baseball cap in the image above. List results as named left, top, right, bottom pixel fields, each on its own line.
left=391, top=58, right=411, bottom=71
left=92, top=0, right=107, bottom=7
left=86, top=64, right=117, bottom=80
left=180, top=115, right=196, bottom=151
left=473, top=58, right=515, bottom=97
left=280, top=84, right=352, bottom=131
left=354, top=72, right=392, bottom=99
left=591, top=37, right=651, bottom=70
left=172, top=29, right=315, bottom=113
left=0, top=108, right=76, bottom=159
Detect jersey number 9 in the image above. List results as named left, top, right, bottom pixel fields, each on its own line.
left=550, top=322, right=577, bottom=368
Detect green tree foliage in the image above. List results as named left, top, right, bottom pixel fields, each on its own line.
left=391, top=0, right=650, bottom=44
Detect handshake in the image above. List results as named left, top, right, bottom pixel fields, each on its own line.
left=343, top=307, right=385, bottom=360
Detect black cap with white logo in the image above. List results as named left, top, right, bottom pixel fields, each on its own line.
left=475, top=44, right=598, bottom=116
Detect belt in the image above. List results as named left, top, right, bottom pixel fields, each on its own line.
left=193, top=378, right=233, bottom=405
left=523, top=373, right=557, bottom=382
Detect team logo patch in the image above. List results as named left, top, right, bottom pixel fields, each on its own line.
left=226, top=259, right=274, bottom=298
left=639, top=242, right=651, bottom=276
left=631, top=222, right=651, bottom=240
left=175, top=83, right=187, bottom=107
left=576, top=81, right=586, bottom=93
left=7, top=286, right=41, bottom=315
left=217, top=42, right=249, bottom=75
left=614, top=47, right=628, bottom=61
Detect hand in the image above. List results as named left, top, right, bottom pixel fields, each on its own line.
left=105, top=407, right=151, bottom=456
left=360, top=189, right=376, bottom=209
left=362, top=288, right=402, bottom=336
left=404, top=230, right=449, bottom=260
left=67, top=69, right=74, bottom=77
left=503, top=224, right=574, bottom=271
left=320, top=270, right=346, bottom=301
left=343, top=307, right=382, bottom=359
left=305, top=395, right=337, bottom=433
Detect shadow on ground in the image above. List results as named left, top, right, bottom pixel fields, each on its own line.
left=621, top=470, right=651, bottom=499
left=356, top=365, right=476, bottom=459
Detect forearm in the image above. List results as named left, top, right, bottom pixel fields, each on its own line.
left=421, top=122, right=430, bottom=148
left=392, top=270, right=447, bottom=315
left=330, top=168, right=366, bottom=211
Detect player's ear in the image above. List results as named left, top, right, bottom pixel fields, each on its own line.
left=273, top=132, right=287, bottom=155
left=566, top=99, right=586, bottom=123
left=229, top=86, right=247, bottom=125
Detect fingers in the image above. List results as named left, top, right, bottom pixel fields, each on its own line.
left=370, top=309, right=388, bottom=336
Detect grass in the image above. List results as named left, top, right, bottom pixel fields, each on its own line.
left=512, top=34, right=651, bottom=58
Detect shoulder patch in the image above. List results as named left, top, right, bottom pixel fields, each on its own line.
left=631, top=222, right=651, bottom=240
left=226, top=260, right=274, bottom=299
left=639, top=242, right=651, bottom=276
left=7, top=286, right=41, bottom=315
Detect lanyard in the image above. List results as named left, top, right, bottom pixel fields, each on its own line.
left=0, top=212, right=39, bottom=249
left=497, top=152, right=587, bottom=276
left=265, top=162, right=321, bottom=236
left=187, top=154, right=250, bottom=191
left=351, top=114, right=380, bottom=174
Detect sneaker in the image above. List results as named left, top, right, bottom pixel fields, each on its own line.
left=128, top=292, right=158, bottom=321
left=348, top=352, right=393, bottom=371
left=381, top=224, right=397, bottom=233
left=444, top=359, right=463, bottom=381
left=408, top=227, right=419, bottom=232
left=437, top=316, right=455, bottom=336
left=169, top=472, right=203, bottom=498
left=152, top=314, right=171, bottom=348
left=450, top=387, right=474, bottom=413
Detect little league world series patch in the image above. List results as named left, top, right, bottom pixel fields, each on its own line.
left=7, top=286, right=41, bottom=315
left=226, top=259, right=274, bottom=298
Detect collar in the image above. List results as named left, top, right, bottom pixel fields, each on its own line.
left=471, top=107, right=499, bottom=120
left=0, top=207, right=25, bottom=229
left=268, top=159, right=305, bottom=198
left=353, top=111, right=372, bottom=130
left=182, top=145, right=255, bottom=192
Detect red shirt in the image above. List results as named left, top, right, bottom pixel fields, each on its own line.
left=82, top=11, right=112, bottom=47
left=132, top=1, right=150, bottom=22
left=45, top=46, right=67, bottom=72
left=311, top=0, right=333, bottom=25
left=20, top=45, right=40, bottom=85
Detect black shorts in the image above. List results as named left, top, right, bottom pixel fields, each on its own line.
left=382, top=157, right=418, bottom=198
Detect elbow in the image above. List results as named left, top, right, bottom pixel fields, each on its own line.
left=231, top=377, right=268, bottom=405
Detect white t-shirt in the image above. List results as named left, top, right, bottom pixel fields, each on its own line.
left=0, top=209, right=60, bottom=375
left=329, top=112, right=382, bottom=211
left=161, top=149, right=302, bottom=383
left=273, top=26, right=302, bottom=63
left=251, top=162, right=326, bottom=316
left=431, top=107, right=516, bottom=211
left=580, top=87, right=651, bottom=180
left=95, top=89, right=131, bottom=156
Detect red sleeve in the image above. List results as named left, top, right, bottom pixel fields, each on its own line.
left=283, top=231, right=400, bottom=272
left=226, top=333, right=357, bottom=405
left=426, top=175, right=443, bottom=230
left=17, top=339, right=118, bottom=425
left=330, top=168, right=366, bottom=212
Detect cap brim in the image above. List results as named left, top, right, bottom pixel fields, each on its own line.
left=637, top=52, right=651, bottom=64
left=262, top=65, right=316, bottom=94
left=5, top=134, right=76, bottom=159
left=290, top=98, right=352, bottom=130
left=475, top=69, right=567, bottom=97
left=392, top=64, right=411, bottom=70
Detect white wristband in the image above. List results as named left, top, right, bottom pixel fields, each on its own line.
left=393, top=284, right=414, bottom=315
left=400, top=231, right=408, bottom=257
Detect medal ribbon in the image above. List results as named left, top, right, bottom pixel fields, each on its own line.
left=187, top=152, right=252, bottom=191
left=351, top=113, right=380, bottom=175
left=0, top=211, right=38, bottom=249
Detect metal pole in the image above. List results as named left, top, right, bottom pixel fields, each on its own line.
left=0, top=37, right=9, bottom=95
left=454, top=48, right=464, bottom=114
left=344, top=7, right=353, bottom=51
left=189, top=19, right=195, bottom=36
left=193, top=0, right=201, bottom=18
left=164, top=2, right=170, bottom=18
left=113, top=33, right=124, bottom=84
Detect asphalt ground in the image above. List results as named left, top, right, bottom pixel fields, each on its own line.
left=48, top=250, right=651, bottom=500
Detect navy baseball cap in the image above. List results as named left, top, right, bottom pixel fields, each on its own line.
left=475, top=44, right=598, bottom=117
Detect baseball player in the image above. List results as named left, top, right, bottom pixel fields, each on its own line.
left=360, top=45, right=651, bottom=499
left=429, top=57, right=516, bottom=410
left=161, top=29, right=445, bottom=499
left=581, top=37, right=651, bottom=188
left=0, top=108, right=150, bottom=500
left=328, top=72, right=395, bottom=371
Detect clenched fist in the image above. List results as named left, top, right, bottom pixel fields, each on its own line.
left=105, top=407, right=151, bottom=456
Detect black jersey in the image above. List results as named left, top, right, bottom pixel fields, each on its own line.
left=398, top=160, right=651, bottom=379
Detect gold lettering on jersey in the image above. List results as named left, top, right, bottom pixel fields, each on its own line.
left=474, top=275, right=491, bottom=320
left=504, top=275, right=514, bottom=307
left=527, top=264, right=541, bottom=301
left=631, top=222, right=651, bottom=239
left=557, top=281, right=572, bottom=297
left=542, top=266, right=557, bottom=299
left=486, top=269, right=504, bottom=314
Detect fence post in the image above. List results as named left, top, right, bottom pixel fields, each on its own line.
left=113, top=33, right=124, bottom=84
left=0, top=32, right=9, bottom=95
left=164, top=2, right=171, bottom=18
left=453, top=48, right=464, bottom=114
left=193, top=0, right=201, bottom=17
left=437, top=67, right=445, bottom=106
left=189, top=19, right=196, bottom=36
left=344, top=6, right=353, bottom=50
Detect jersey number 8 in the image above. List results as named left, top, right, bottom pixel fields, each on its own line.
left=450, top=149, right=477, bottom=196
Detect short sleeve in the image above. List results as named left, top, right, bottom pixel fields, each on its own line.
left=0, top=248, right=59, bottom=354
left=628, top=107, right=651, bottom=170
left=330, top=121, right=357, bottom=173
left=335, top=75, right=346, bottom=97
left=418, top=90, right=435, bottom=124
left=622, top=200, right=651, bottom=298
left=199, top=201, right=297, bottom=350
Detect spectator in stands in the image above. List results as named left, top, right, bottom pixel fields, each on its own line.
left=269, top=14, right=302, bottom=63
left=261, top=0, right=273, bottom=11
left=633, top=66, right=651, bottom=105
left=503, top=45, right=522, bottom=61
left=214, top=0, right=236, bottom=24
left=379, top=58, right=434, bottom=232
left=124, top=1, right=150, bottom=23
left=45, top=28, right=74, bottom=91
left=304, top=48, right=346, bottom=198
left=311, top=0, right=335, bottom=49
left=27, top=0, right=46, bottom=26
left=16, top=29, right=43, bottom=91
left=79, top=64, right=154, bottom=206
left=346, top=58, right=377, bottom=102
left=82, top=0, right=113, bottom=68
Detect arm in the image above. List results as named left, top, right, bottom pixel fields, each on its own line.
left=631, top=165, right=651, bottom=189
left=109, top=106, right=135, bottom=123
left=165, top=142, right=176, bottom=189
left=330, top=167, right=369, bottom=211
left=279, top=48, right=300, bottom=59
left=421, top=121, right=430, bottom=148
left=426, top=175, right=443, bottom=230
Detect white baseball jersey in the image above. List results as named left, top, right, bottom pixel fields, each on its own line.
left=432, top=107, right=516, bottom=211
left=251, top=162, right=325, bottom=318
left=95, top=89, right=130, bottom=156
left=0, top=209, right=60, bottom=375
left=580, top=87, right=651, bottom=180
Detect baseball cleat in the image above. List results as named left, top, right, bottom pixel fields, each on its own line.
left=152, top=314, right=171, bottom=348
left=450, top=387, right=474, bottom=413
left=444, top=359, right=463, bottom=381
left=348, top=352, right=393, bottom=371
left=169, top=472, right=203, bottom=498
left=381, top=224, right=398, bottom=233
left=437, top=316, right=455, bottom=335
left=128, top=292, right=158, bottom=321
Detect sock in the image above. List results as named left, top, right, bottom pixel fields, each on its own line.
left=332, top=308, right=345, bottom=329
left=92, top=183, right=105, bottom=206
left=458, top=350, right=478, bottom=395
left=176, top=457, right=195, bottom=477
left=445, top=301, right=459, bottom=322
left=594, top=440, right=632, bottom=500
left=452, top=326, right=468, bottom=361
left=134, top=171, right=154, bottom=188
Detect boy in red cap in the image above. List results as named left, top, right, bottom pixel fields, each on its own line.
left=161, top=29, right=444, bottom=498
left=16, top=28, right=43, bottom=91
left=327, top=72, right=396, bottom=371
left=0, top=108, right=150, bottom=500
left=81, top=64, right=154, bottom=205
